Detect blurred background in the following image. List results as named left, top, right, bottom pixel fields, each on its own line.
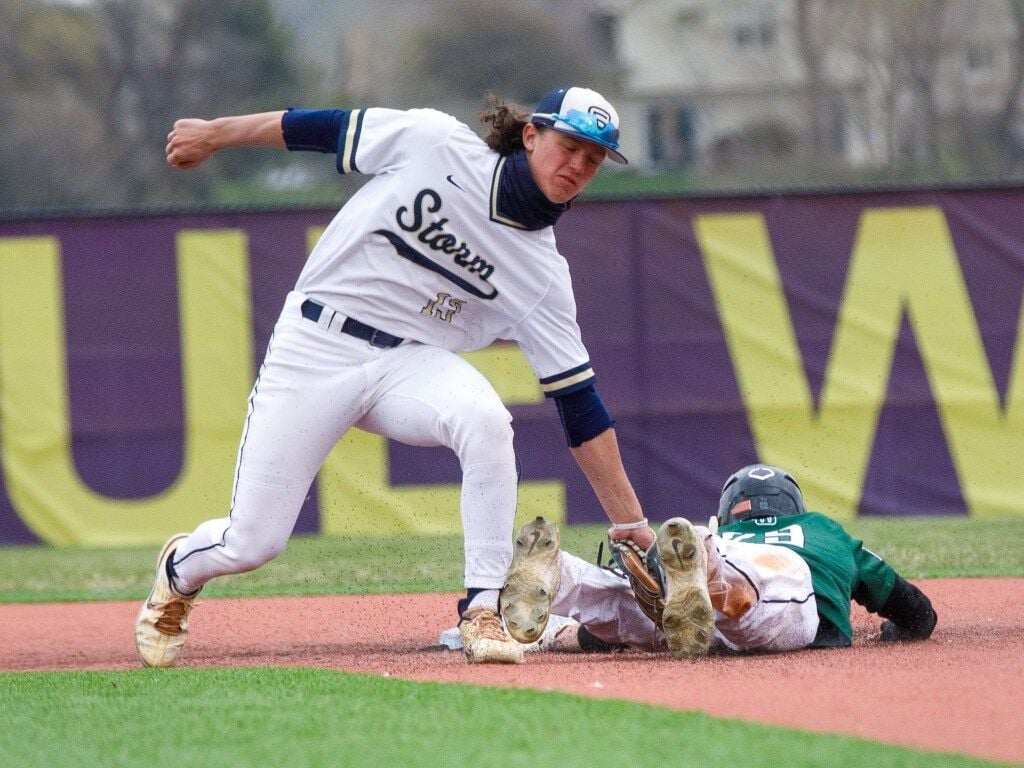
left=4, top=0, right=1024, bottom=216
left=4, top=0, right=1024, bottom=546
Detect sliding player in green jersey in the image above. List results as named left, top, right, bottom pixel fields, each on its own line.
left=497, top=464, right=937, bottom=659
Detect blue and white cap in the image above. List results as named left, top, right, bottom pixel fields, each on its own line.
left=530, top=86, right=627, bottom=164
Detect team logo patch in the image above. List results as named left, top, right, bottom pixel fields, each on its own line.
left=588, top=106, right=612, bottom=130
left=421, top=292, right=464, bottom=323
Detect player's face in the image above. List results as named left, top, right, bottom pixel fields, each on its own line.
left=523, top=124, right=606, bottom=204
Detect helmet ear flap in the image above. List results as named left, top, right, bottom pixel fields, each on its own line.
left=716, top=472, right=742, bottom=528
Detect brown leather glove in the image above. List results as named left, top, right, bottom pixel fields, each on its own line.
left=610, top=538, right=666, bottom=626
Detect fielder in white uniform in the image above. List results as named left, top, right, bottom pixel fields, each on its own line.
left=136, top=86, right=658, bottom=667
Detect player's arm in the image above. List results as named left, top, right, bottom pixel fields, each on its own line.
left=849, top=534, right=937, bottom=642
left=556, top=386, right=655, bottom=551
left=166, top=111, right=287, bottom=169
left=875, top=575, right=938, bottom=642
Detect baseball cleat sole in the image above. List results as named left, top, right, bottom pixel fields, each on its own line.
left=657, top=517, right=714, bottom=659
left=500, top=516, right=562, bottom=644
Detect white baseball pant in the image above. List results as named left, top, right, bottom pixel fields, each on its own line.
left=171, top=291, right=519, bottom=594
left=551, top=528, right=819, bottom=652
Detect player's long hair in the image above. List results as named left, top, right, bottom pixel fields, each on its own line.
left=478, top=92, right=531, bottom=155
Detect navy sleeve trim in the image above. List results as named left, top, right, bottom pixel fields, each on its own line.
left=539, top=361, right=595, bottom=399
left=554, top=384, right=614, bottom=447
left=336, top=108, right=366, bottom=174
left=282, top=108, right=347, bottom=154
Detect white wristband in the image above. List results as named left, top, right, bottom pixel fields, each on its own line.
left=608, top=518, right=649, bottom=532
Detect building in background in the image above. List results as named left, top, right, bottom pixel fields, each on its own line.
left=595, top=0, right=1022, bottom=174
left=271, top=0, right=1024, bottom=178
left=7, top=0, right=1024, bottom=214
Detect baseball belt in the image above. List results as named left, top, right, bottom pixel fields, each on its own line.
left=300, top=299, right=405, bottom=348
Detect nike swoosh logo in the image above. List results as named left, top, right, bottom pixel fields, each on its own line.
left=446, top=174, right=464, bottom=190
left=526, top=530, right=541, bottom=556
left=671, top=538, right=692, bottom=568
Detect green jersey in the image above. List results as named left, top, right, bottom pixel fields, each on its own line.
left=718, top=512, right=897, bottom=646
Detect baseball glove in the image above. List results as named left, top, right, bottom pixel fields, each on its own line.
left=609, top=538, right=666, bottom=626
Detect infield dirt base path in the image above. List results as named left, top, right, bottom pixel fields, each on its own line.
left=2, top=578, right=1022, bottom=764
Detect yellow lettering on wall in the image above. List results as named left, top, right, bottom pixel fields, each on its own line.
left=0, top=232, right=253, bottom=545
left=696, top=207, right=1024, bottom=518
left=304, top=227, right=567, bottom=534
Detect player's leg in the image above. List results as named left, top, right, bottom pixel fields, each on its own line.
left=498, top=516, right=664, bottom=650
left=656, top=517, right=715, bottom=658
left=355, top=344, right=523, bottom=663
left=701, top=528, right=819, bottom=652
left=476, top=514, right=662, bottom=650
left=356, top=344, right=519, bottom=600
left=172, top=298, right=373, bottom=590
left=500, top=516, right=563, bottom=643
left=136, top=293, right=372, bottom=666
left=549, top=549, right=663, bottom=650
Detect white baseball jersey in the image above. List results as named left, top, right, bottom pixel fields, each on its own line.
left=295, top=108, right=594, bottom=398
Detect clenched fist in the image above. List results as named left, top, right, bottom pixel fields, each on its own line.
left=166, top=119, right=219, bottom=170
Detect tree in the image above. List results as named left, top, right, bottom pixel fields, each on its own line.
left=93, top=0, right=305, bottom=205
left=993, top=0, right=1024, bottom=169
left=790, top=0, right=1024, bottom=180
left=0, top=0, right=307, bottom=212
left=404, top=0, right=595, bottom=106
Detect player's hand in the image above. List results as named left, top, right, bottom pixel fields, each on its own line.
left=166, top=118, right=218, bottom=170
left=609, top=524, right=656, bottom=553
left=879, top=619, right=931, bottom=642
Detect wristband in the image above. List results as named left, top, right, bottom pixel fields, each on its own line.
left=608, top=518, right=648, bottom=532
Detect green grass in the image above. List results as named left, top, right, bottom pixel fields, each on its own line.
left=2, top=519, right=1020, bottom=766
left=0, top=668, right=1006, bottom=768
left=841, top=516, right=1024, bottom=578
left=1, top=517, right=1021, bottom=604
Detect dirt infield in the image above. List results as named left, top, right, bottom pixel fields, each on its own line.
left=2, top=578, right=1022, bottom=764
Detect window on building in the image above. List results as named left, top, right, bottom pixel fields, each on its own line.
left=675, top=8, right=705, bottom=26
left=732, top=7, right=777, bottom=50
left=647, top=103, right=696, bottom=169
left=827, top=98, right=848, bottom=155
left=965, top=45, right=995, bottom=75
left=592, top=12, right=618, bottom=58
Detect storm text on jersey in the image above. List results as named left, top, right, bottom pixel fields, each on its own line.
left=373, top=188, right=498, bottom=300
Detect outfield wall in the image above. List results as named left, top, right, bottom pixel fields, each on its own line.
left=2, top=187, right=1022, bottom=545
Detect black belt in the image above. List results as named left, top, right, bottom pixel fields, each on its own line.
left=300, top=299, right=405, bottom=348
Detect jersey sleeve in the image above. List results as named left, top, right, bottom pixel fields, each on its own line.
left=334, top=107, right=459, bottom=175
left=512, top=264, right=595, bottom=397
left=849, top=536, right=898, bottom=613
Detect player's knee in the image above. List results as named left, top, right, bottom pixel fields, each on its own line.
left=448, top=398, right=514, bottom=455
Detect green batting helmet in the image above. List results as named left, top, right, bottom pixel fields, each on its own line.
left=717, top=464, right=807, bottom=527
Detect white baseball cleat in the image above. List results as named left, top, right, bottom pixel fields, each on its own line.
left=439, top=614, right=578, bottom=653
left=135, top=533, right=200, bottom=668
left=499, top=516, right=562, bottom=644
left=458, top=607, right=525, bottom=664
left=657, top=517, right=714, bottom=659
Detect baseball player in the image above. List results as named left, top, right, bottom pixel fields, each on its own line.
left=500, top=464, right=938, bottom=657
left=135, top=86, right=658, bottom=667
